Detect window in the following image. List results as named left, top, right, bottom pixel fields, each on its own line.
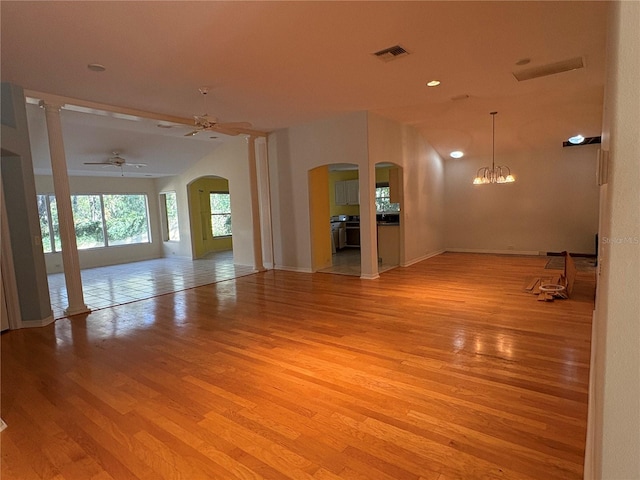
left=72, top=194, right=104, bottom=250
left=37, top=195, right=55, bottom=253
left=160, top=192, right=179, bottom=241
left=37, top=193, right=150, bottom=252
left=375, top=185, right=400, bottom=213
left=209, top=192, right=232, bottom=237
left=103, top=194, right=150, bottom=246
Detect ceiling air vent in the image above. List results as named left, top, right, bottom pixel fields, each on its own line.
left=373, top=45, right=409, bottom=62
left=513, top=56, right=585, bottom=82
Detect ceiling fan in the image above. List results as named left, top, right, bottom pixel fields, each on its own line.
left=83, top=152, right=147, bottom=176
left=158, top=87, right=252, bottom=137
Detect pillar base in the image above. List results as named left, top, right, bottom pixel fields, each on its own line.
left=64, top=304, right=91, bottom=317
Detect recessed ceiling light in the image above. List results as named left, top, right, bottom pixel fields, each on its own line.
left=426, top=80, right=441, bottom=87
left=515, top=58, right=531, bottom=66
left=87, top=63, right=106, bottom=72
left=450, top=151, right=464, bottom=158
left=568, top=134, right=585, bottom=144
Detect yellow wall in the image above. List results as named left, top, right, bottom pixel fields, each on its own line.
left=375, top=166, right=390, bottom=183
left=327, top=166, right=396, bottom=218
left=309, top=166, right=332, bottom=270
left=328, top=169, right=360, bottom=217
left=188, top=176, right=233, bottom=258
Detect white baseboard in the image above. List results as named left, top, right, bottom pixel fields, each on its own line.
left=445, top=248, right=541, bottom=256
left=20, top=314, right=55, bottom=329
left=360, top=272, right=380, bottom=280
left=274, top=265, right=313, bottom=274
left=402, top=249, right=445, bottom=267
left=583, top=309, right=598, bottom=480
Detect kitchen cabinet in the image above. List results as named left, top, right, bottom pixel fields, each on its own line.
left=389, top=167, right=400, bottom=204
left=335, top=179, right=359, bottom=205
left=377, top=224, right=399, bottom=266
left=345, top=220, right=360, bottom=247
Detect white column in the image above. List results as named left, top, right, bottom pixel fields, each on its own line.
left=359, top=161, right=379, bottom=279
left=41, top=102, right=90, bottom=316
left=255, top=137, right=274, bottom=269
left=246, top=136, right=265, bottom=272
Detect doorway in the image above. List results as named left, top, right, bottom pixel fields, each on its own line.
left=187, top=176, right=234, bottom=260
left=310, top=163, right=361, bottom=276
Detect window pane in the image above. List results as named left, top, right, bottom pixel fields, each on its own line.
left=48, top=196, right=61, bottom=252
left=210, top=193, right=231, bottom=237
left=212, top=214, right=232, bottom=236
left=210, top=193, right=231, bottom=214
left=71, top=194, right=105, bottom=249
left=37, top=195, right=52, bottom=253
left=375, top=187, right=400, bottom=212
left=164, top=192, right=179, bottom=241
left=103, top=194, right=150, bottom=246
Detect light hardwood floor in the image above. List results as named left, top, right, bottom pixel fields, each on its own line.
left=1, top=253, right=595, bottom=479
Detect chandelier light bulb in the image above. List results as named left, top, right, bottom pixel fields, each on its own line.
left=472, top=112, right=516, bottom=185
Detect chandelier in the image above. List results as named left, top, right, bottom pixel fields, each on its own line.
left=473, top=111, right=515, bottom=185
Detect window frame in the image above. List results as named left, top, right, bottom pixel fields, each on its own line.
left=209, top=191, right=232, bottom=238
left=159, top=191, right=180, bottom=242
left=37, top=192, right=151, bottom=252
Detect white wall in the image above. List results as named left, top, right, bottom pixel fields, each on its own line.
left=267, top=111, right=445, bottom=274
left=268, top=111, right=369, bottom=272
left=35, top=175, right=163, bottom=273
left=368, top=113, right=445, bottom=263
left=588, top=2, right=640, bottom=478
left=444, top=144, right=600, bottom=254
left=155, top=136, right=256, bottom=267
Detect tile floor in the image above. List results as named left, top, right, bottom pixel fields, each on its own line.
left=47, top=251, right=256, bottom=319
left=317, top=248, right=398, bottom=276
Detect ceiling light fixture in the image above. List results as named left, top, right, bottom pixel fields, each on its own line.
left=450, top=151, right=464, bottom=159
left=426, top=80, right=441, bottom=87
left=562, top=135, right=601, bottom=147
left=473, top=112, right=515, bottom=185
left=87, top=63, right=106, bottom=72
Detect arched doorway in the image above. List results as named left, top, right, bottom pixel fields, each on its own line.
left=187, top=175, right=234, bottom=260
left=374, top=162, right=403, bottom=272
left=309, top=163, right=361, bottom=275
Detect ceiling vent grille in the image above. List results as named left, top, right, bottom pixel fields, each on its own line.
left=513, top=57, right=585, bottom=81
left=373, top=45, right=409, bottom=62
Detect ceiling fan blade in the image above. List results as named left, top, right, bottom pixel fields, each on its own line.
left=184, top=130, right=201, bottom=137
left=126, top=163, right=148, bottom=168
left=83, top=162, right=113, bottom=165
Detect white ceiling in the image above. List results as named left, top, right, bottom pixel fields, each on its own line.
left=1, top=1, right=609, bottom=177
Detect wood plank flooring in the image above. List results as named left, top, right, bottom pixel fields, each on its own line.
left=1, top=253, right=596, bottom=479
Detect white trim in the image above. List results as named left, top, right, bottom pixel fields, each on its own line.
left=25, top=89, right=267, bottom=138
left=274, top=265, right=313, bottom=274
left=1, top=184, right=22, bottom=330
left=445, top=248, right=541, bottom=256
left=402, top=249, right=445, bottom=267
left=20, top=315, right=55, bottom=329
left=360, top=272, right=380, bottom=280
left=583, top=309, right=598, bottom=480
